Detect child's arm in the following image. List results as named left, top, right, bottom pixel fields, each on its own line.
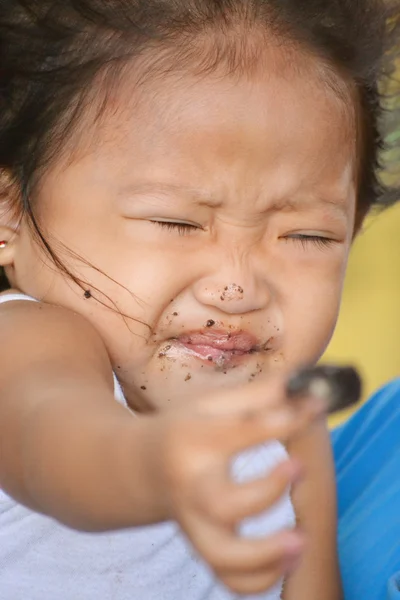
left=0, top=298, right=326, bottom=595
left=0, top=299, right=165, bottom=530
left=283, top=422, right=343, bottom=600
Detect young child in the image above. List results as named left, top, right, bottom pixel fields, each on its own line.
left=0, top=1, right=395, bottom=599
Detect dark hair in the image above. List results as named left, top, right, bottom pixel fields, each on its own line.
left=0, top=0, right=399, bottom=292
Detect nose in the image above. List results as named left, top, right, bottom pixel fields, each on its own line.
left=192, top=250, right=271, bottom=315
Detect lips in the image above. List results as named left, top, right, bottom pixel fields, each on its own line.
left=178, top=330, right=258, bottom=352
left=173, top=330, right=261, bottom=365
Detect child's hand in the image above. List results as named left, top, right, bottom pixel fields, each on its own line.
left=148, top=377, right=324, bottom=595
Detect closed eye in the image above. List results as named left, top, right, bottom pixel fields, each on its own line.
left=151, top=220, right=200, bottom=235
left=283, top=234, right=336, bottom=250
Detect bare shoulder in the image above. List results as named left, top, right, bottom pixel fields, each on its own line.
left=0, top=293, right=113, bottom=390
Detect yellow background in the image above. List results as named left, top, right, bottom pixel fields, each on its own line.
left=324, top=203, right=400, bottom=425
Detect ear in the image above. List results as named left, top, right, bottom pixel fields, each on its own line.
left=0, top=169, right=22, bottom=268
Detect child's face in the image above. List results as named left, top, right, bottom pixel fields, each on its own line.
left=12, top=57, right=357, bottom=411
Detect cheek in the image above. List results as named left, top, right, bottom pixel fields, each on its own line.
left=92, top=245, right=190, bottom=325
left=292, top=288, right=341, bottom=337
left=282, top=259, right=345, bottom=363
left=48, top=223, right=189, bottom=325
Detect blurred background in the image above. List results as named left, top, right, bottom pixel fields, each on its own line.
left=324, top=34, right=400, bottom=426
left=324, top=204, right=400, bottom=426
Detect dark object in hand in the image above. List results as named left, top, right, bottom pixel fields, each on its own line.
left=286, top=365, right=362, bottom=414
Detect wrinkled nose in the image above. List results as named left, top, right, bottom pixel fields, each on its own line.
left=192, top=263, right=271, bottom=315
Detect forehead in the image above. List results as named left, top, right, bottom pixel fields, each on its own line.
left=59, top=48, right=357, bottom=210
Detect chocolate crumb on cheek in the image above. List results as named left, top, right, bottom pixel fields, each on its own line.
left=206, top=319, right=215, bottom=328
left=140, top=386, right=147, bottom=391
left=184, top=373, right=192, bottom=382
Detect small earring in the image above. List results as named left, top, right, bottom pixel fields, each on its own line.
left=0, top=241, right=7, bottom=249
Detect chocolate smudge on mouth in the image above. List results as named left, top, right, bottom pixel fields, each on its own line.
left=159, top=329, right=274, bottom=372
left=260, top=337, right=275, bottom=352
left=206, top=320, right=215, bottom=328
left=158, top=344, right=172, bottom=358
left=248, top=362, right=263, bottom=382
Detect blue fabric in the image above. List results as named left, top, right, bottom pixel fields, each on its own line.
left=332, top=378, right=400, bottom=600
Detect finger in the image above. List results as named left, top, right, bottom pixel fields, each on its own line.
left=183, top=514, right=305, bottom=573
left=219, top=565, right=285, bottom=595
left=207, top=528, right=304, bottom=572
left=197, top=372, right=330, bottom=425
left=216, top=400, right=325, bottom=456
left=221, top=549, right=302, bottom=594
left=198, top=459, right=303, bottom=526
left=195, top=375, right=287, bottom=417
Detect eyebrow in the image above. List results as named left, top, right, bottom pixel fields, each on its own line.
left=120, top=182, right=349, bottom=215
left=119, top=182, right=222, bottom=208
left=266, top=195, right=349, bottom=216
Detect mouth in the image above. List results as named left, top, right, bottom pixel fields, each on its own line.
left=160, top=330, right=271, bottom=368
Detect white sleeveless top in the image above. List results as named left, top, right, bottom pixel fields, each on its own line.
left=0, top=293, right=295, bottom=600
